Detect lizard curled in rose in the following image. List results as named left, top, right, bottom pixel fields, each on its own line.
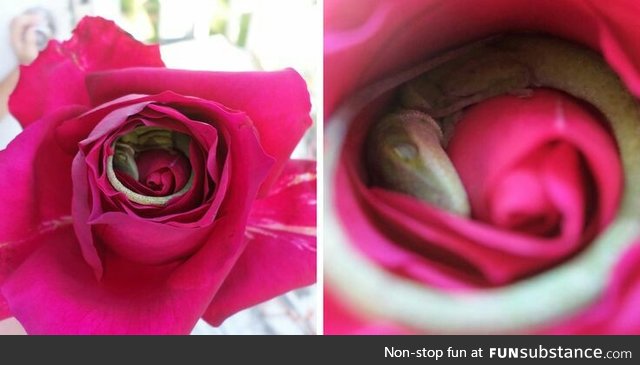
left=325, top=31, right=640, bottom=333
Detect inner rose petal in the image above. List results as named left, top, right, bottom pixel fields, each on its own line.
left=449, top=90, right=618, bottom=242
left=109, top=126, right=194, bottom=205
left=116, top=149, right=191, bottom=196
left=489, top=166, right=561, bottom=236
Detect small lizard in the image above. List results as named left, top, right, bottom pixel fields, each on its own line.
left=367, top=110, right=470, bottom=216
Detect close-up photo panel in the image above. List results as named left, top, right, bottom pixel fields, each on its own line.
left=324, top=0, right=640, bottom=338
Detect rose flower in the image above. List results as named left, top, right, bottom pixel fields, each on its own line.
left=0, top=17, right=316, bottom=334
left=324, top=0, right=640, bottom=334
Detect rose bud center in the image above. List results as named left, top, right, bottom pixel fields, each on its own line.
left=108, top=126, right=194, bottom=205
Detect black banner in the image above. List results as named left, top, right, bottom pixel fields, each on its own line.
left=1, top=335, right=637, bottom=363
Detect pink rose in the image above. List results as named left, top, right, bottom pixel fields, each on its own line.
left=0, top=17, right=316, bottom=334
left=325, top=0, right=640, bottom=334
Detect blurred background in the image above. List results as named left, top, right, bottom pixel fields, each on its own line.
left=0, top=0, right=318, bottom=335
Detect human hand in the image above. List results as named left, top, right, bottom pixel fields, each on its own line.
left=10, top=13, right=47, bottom=65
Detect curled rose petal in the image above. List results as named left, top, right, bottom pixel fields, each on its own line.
left=543, top=243, right=640, bottom=334
left=9, top=17, right=164, bottom=127
left=113, top=135, right=192, bottom=197
left=0, top=106, right=89, bottom=314
left=587, top=0, right=640, bottom=99
left=3, top=226, right=217, bottom=334
left=324, top=0, right=616, bottom=116
left=0, top=302, right=9, bottom=321
left=449, top=90, right=620, bottom=233
left=324, top=289, right=407, bottom=335
left=203, top=160, right=317, bottom=325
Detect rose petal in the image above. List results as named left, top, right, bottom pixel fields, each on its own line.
left=247, top=160, right=317, bottom=228
left=117, top=149, right=190, bottom=196
left=449, top=90, right=620, bottom=233
left=336, top=161, right=476, bottom=288
left=9, top=17, right=163, bottom=127
left=544, top=244, right=640, bottom=334
left=0, top=298, right=10, bottom=321
left=203, top=160, right=317, bottom=325
left=71, top=153, right=104, bottom=278
left=0, top=106, right=85, bottom=320
left=326, top=245, right=640, bottom=335
left=85, top=68, right=312, bottom=196
left=325, top=244, right=640, bottom=335
left=324, top=0, right=630, bottom=117
left=324, top=288, right=408, bottom=335
left=489, top=167, right=560, bottom=234
left=586, top=0, right=640, bottom=99
left=0, top=106, right=88, bottom=291
left=168, top=115, right=274, bottom=292
left=537, top=144, right=586, bottom=239
left=1, top=226, right=208, bottom=334
left=86, top=211, right=211, bottom=266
